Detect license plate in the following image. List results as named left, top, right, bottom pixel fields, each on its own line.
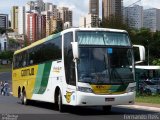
left=105, top=98, right=115, bottom=102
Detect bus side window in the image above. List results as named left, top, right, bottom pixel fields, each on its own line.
left=64, top=32, right=76, bottom=86
left=29, top=49, right=34, bottom=65
left=67, top=50, right=76, bottom=86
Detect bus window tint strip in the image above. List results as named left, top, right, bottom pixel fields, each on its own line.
left=76, top=31, right=131, bottom=46
left=13, top=36, right=62, bottom=69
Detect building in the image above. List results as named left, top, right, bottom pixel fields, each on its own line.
left=25, top=0, right=44, bottom=13
left=143, top=8, right=160, bottom=32
left=27, top=13, right=46, bottom=44
left=58, top=7, right=73, bottom=27
left=0, top=33, right=8, bottom=51
left=79, top=14, right=99, bottom=28
left=89, top=0, right=99, bottom=17
left=124, top=5, right=143, bottom=29
left=25, top=1, right=35, bottom=12
left=46, top=16, right=62, bottom=36
left=45, top=2, right=53, bottom=11
left=79, top=16, right=86, bottom=28
left=27, top=13, right=37, bottom=44
left=11, top=6, right=19, bottom=32
left=102, top=0, right=123, bottom=21
left=86, top=14, right=99, bottom=28
left=34, top=0, right=45, bottom=13
left=64, top=22, right=72, bottom=29
left=0, top=14, right=9, bottom=29
left=8, top=32, right=25, bottom=49
left=38, top=15, right=46, bottom=39
left=18, top=6, right=26, bottom=35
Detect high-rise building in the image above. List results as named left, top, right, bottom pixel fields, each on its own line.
left=89, top=0, right=99, bottom=17
left=79, top=16, right=86, bottom=28
left=11, top=6, right=19, bottom=32
left=86, top=14, right=99, bottom=28
left=25, top=1, right=35, bottom=12
left=46, top=16, right=62, bottom=36
left=34, top=0, right=45, bottom=13
left=27, top=13, right=46, bottom=44
left=58, top=7, right=72, bottom=27
left=25, top=0, right=44, bottom=13
left=18, top=6, right=26, bottom=35
left=143, top=8, right=160, bottom=32
left=79, top=14, right=99, bottom=28
left=124, top=5, right=143, bottom=29
left=102, top=0, right=123, bottom=20
left=0, top=14, right=9, bottom=29
left=27, top=13, right=38, bottom=44
left=45, top=2, right=53, bottom=11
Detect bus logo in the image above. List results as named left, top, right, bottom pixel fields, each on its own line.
left=64, top=91, right=73, bottom=103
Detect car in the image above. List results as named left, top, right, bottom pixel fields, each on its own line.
left=138, top=80, right=159, bottom=95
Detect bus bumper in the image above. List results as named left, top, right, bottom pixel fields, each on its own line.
left=76, top=91, right=135, bottom=106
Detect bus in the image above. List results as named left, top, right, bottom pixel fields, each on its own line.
left=12, top=28, right=145, bottom=112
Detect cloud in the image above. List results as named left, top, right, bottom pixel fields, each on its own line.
left=142, top=0, right=160, bottom=9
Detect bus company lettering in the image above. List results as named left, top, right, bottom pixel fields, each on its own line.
left=53, top=66, right=62, bottom=73
left=21, top=68, right=34, bottom=77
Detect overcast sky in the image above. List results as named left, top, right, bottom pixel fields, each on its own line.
left=0, top=0, right=160, bottom=26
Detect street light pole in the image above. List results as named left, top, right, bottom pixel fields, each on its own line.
left=147, top=40, right=149, bottom=66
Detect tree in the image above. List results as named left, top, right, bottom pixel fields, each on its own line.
left=8, top=38, right=20, bottom=50
left=0, top=50, right=14, bottom=62
left=101, top=15, right=130, bottom=31
left=0, top=28, right=6, bottom=34
left=152, top=59, right=160, bottom=65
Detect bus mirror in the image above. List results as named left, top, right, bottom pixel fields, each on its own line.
left=133, top=45, right=145, bottom=64
left=71, top=42, right=79, bottom=60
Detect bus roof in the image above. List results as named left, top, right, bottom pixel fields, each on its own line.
left=135, top=65, right=160, bottom=70
left=14, top=28, right=128, bottom=55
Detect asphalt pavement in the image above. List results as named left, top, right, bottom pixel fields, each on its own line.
left=0, top=72, right=160, bottom=120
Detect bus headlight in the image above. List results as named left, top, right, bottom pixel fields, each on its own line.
left=126, top=86, right=136, bottom=93
left=78, top=86, right=93, bottom=93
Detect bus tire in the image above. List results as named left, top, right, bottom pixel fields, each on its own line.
left=102, top=105, right=112, bottom=113
left=20, top=91, right=28, bottom=105
left=58, top=91, right=65, bottom=112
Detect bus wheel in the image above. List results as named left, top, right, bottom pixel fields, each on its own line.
left=102, top=106, right=112, bottom=113
left=20, top=91, right=28, bottom=105
left=58, top=92, right=65, bottom=112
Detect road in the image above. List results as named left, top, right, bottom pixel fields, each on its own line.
left=0, top=72, right=160, bottom=120
left=0, top=72, right=12, bottom=83
left=0, top=95, right=159, bottom=120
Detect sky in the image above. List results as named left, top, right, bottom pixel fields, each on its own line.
left=0, top=0, right=160, bottom=26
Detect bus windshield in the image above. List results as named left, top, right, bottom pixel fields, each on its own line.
left=77, top=47, right=134, bottom=84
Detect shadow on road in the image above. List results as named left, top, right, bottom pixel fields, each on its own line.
left=17, top=100, right=158, bottom=116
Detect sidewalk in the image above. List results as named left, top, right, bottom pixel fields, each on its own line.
left=135, top=102, right=160, bottom=108
left=118, top=103, right=160, bottom=112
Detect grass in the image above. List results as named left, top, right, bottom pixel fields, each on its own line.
left=136, top=95, right=160, bottom=104
left=0, top=64, right=12, bottom=72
